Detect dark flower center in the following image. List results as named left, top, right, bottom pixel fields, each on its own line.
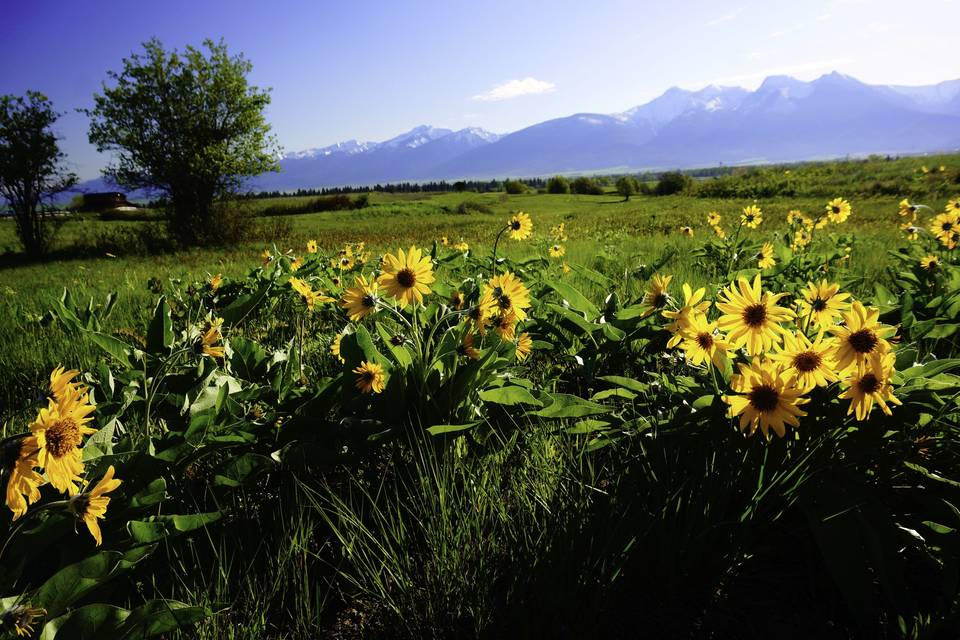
left=362, top=294, right=376, bottom=308
left=942, top=222, right=953, bottom=232
left=746, top=214, right=754, bottom=222
left=848, top=329, right=878, bottom=354
left=498, top=294, right=512, bottom=310
left=652, top=293, right=668, bottom=308
left=742, top=303, right=767, bottom=327
left=811, top=297, right=827, bottom=311
left=396, top=269, right=416, bottom=288
left=696, top=333, right=713, bottom=349
left=858, top=373, right=881, bottom=394
left=793, top=351, right=822, bottom=372
left=832, top=206, right=841, bottom=214
left=360, top=371, right=375, bottom=383
left=46, top=418, right=80, bottom=458
left=390, top=335, right=405, bottom=346
left=748, top=385, right=780, bottom=412
left=510, top=220, right=521, bottom=230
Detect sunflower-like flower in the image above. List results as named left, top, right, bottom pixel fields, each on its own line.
left=677, top=314, right=729, bottom=370
left=440, top=236, right=449, bottom=246
left=902, top=224, right=920, bottom=241
left=712, top=224, right=726, bottom=239
left=639, top=274, right=673, bottom=318
left=379, top=246, right=435, bottom=307
left=69, top=465, right=121, bottom=546
left=260, top=249, right=273, bottom=266
left=49, top=365, right=83, bottom=402
left=662, top=283, right=711, bottom=348
left=829, top=301, right=897, bottom=372
left=491, top=310, right=518, bottom=341
left=786, top=210, right=804, bottom=225
left=839, top=352, right=901, bottom=421
left=341, top=274, right=380, bottom=321
left=549, top=244, right=566, bottom=258
left=898, top=199, right=918, bottom=218
left=29, top=387, right=96, bottom=496
left=353, top=361, right=386, bottom=394
left=306, top=239, right=318, bottom=254
left=551, top=222, right=568, bottom=242
left=946, top=198, right=960, bottom=214
left=466, top=288, right=497, bottom=332
left=769, top=331, right=838, bottom=392
left=507, top=212, right=533, bottom=240
left=208, top=273, right=223, bottom=291
left=930, top=211, right=959, bottom=243
left=457, top=331, right=481, bottom=360
left=330, top=334, right=345, bottom=363
left=449, top=290, right=465, bottom=310
left=756, top=243, right=776, bottom=269
left=289, top=277, right=334, bottom=310
left=825, top=197, right=851, bottom=223
left=706, top=211, right=722, bottom=226
left=796, top=280, right=851, bottom=329
left=0, top=604, right=47, bottom=638
left=197, top=318, right=225, bottom=359
left=791, top=228, right=812, bottom=251
left=741, top=205, right=763, bottom=228
left=485, top=272, right=531, bottom=321
left=515, top=332, right=533, bottom=361
left=724, top=359, right=808, bottom=438
left=4, top=435, right=43, bottom=520
left=679, top=225, right=694, bottom=237
left=716, top=274, right=793, bottom=355
left=920, top=255, right=940, bottom=271
left=453, top=240, right=469, bottom=252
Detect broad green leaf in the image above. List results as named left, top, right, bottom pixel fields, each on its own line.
left=545, top=279, right=600, bottom=318
left=220, top=283, right=272, bottom=325
left=598, top=375, right=647, bottom=393
left=146, top=296, right=174, bottom=354
left=478, top=386, right=543, bottom=406
left=426, top=423, right=479, bottom=436
left=532, top=393, right=612, bottom=418
left=40, top=604, right=130, bottom=640
left=35, top=551, right=122, bottom=617
left=89, top=332, right=141, bottom=369
left=213, top=453, right=273, bottom=487
left=127, top=512, right=222, bottom=544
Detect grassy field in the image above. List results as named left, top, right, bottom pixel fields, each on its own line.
left=1, top=155, right=959, bottom=639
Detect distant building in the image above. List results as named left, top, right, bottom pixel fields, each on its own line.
left=80, top=192, right=133, bottom=211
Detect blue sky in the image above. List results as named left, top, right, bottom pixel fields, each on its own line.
left=2, top=0, right=958, bottom=179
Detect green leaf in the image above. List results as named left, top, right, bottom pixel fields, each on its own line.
left=127, top=512, right=222, bottom=544
left=426, top=423, right=479, bottom=436
left=220, top=282, right=272, bottom=325
left=532, top=393, right=612, bottom=418
left=116, top=600, right=209, bottom=637
left=146, top=296, right=174, bottom=354
left=89, top=332, right=142, bottom=369
left=591, top=388, right=635, bottom=401
left=40, top=604, right=130, bottom=640
left=597, top=375, right=647, bottom=393
left=128, top=477, right=167, bottom=508
left=478, top=386, right=543, bottom=406
left=36, top=551, right=122, bottom=617
left=545, top=280, right=600, bottom=318
left=213, top=453, right=273, bottom=487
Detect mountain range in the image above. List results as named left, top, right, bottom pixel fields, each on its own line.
left=84, top=72, right=960, bottom=194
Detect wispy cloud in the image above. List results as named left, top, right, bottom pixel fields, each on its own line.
left=705, top=7, right=746, bottom=26
left=471, top=77, right=556, bottom=102
left=766, top=23, right=806, bottom=39
left=711, top=58, right=855, bottom=86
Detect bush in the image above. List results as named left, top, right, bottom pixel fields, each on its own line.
left=654, top=171, right=692, bottom=196
left=615, top=176, right=640, bottom=200
left=546, top=176, right=571, bottom=194
left=456, top=200, right=493, bottom=215
left=571, top=176, right=604, bottom=195
left=503, top=179, right=527, bottom=194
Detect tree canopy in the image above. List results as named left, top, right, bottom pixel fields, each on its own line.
left=85, top=38, right=280, bottom=245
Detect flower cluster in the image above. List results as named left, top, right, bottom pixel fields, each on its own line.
left=658, top=273, right=901, bottom=438
left=3, top=367, right=121, bottom=545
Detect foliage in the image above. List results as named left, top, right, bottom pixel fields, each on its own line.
left=0, top=91, right=77, bottom=256
left=571, top=176, right=603, bottom=195
left=654, top=170, right=692, bottom=195
left=615, top=175, right=640, bottom=200
left=502, top=179, right=527, bottom=195
left=545, top=175, right=570, bottom=194
left=84, top=39, right=280, bottom=246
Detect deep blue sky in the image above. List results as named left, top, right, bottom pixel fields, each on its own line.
left=2, top=0, right=957, bottom=179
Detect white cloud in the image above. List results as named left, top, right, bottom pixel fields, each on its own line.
left=705, top=7, right=746, bottom=26
left=471, top=77, right=556, bottom=101
left=710, top=58, right=855, bottom=86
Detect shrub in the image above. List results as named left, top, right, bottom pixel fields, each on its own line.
left=571, top=176, right=604, bottom=195
left=503, top=179, right=527, bottom=194
left=546, top=175, right=571, bottom=194
left=615, top=176, right=641, bottom=200
left=654, top=171, right=692, bottom=195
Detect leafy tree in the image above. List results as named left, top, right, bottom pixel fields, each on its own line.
left=0, top=91, right=77, bottom=255
left=654, top=171, right=692, bottom=196
left=503, top=179, right=527, bottom=194
left=84, top=38, right=280, bottom=245
left=571, top=176, right=603, bottom=195
left=616, top=176, right=640, bottom=201
left=546, top=175, right=570, bottom=194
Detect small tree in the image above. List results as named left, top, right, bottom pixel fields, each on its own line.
left=546, top=175, right=570, bottom=194
left=503, top=179, right=527, bottom=194
left=85, top=39, right=280, bottom=245
left=654, top=171, right=692, bottom=196
left=616, top=176, right=640, bottom=201
left=571, top=176, right=603, bottom=195
left=0, top=92, right=77, bottom=255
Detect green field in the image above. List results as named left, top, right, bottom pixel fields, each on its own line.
left=2, top=154, right=959, bottom=638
